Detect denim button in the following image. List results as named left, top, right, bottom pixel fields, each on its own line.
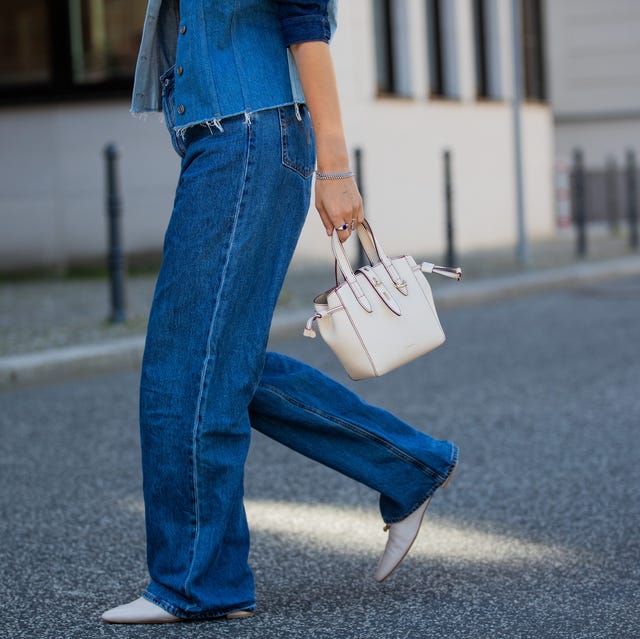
left=177, top=66, right=184, bottom=76
left=180, top=24, right=187, bottom=34
left=163, top=78, right=169, bottom=86
left=177, top=105, right=185, bottom=115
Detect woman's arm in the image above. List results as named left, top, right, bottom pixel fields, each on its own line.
left=289, top=41, right=364, bottom=239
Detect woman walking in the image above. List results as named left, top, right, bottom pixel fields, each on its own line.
left=102, top=0, right=458, bottom=624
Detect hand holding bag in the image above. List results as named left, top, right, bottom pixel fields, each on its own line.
left=303, top=220, right=462, bottom=380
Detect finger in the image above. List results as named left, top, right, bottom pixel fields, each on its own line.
left=353, top=198, right=365, bottom=224
left=322, top=213, right=352, bottom=237
left=336, top=221, right=354, bottom=242
left=316, top=206, right=334, bottom=236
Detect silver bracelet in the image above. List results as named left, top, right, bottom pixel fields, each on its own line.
left=315, top=169, right=354, bottom=180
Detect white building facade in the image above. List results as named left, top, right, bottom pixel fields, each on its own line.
left=545, top=0, right=640, bottom=168
left=0, top=0, right=555, bottom=272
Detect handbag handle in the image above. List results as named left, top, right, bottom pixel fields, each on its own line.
left=353, top=220, right=408, bottom=293
left=330, top=230, right=373, bottom=312
left=331, top=219, right=407, bottom=306
left=332, top=220, right=410, bottom=294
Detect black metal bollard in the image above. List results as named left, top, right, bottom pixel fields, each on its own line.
left=605, top=157, right=620, bottom=235
left=572, top=149, right=587, bottom=258
left=104, top=143, right=127, bottom=323
left=353, top=147, right=367, bottom=266
left=443, top=149, right=456, bottom=266
left=626, top=150, right=639, bottom=251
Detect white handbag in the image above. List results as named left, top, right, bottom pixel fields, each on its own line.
left=303, top=220, right=462, bottom=380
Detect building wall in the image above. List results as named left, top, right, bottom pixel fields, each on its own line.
left=545, top=0, right=640, bottom=165
left=300, top=0, right=554, bottom=263
left=0, top=103, right=179, bottom=271
left=0, top=0, right=555, bottom=272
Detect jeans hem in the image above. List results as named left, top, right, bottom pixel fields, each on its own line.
left=382, top=442, right=459, bottom=525
left=142, top=589, right=256, bottom=620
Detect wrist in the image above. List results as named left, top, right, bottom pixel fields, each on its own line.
left=315, top=135, right=349, bottom=174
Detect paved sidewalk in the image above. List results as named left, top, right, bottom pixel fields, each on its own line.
left=1, top=228, right=639, bottom=388
left=2, top=277, right=639, bottom=638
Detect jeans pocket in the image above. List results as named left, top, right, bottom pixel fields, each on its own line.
left=278, top=105, right=316, bottom=179
left=160, top=66, right=186, bottom=158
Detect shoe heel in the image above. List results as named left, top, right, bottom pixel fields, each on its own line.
left=225, top=610, right=254, bottom=620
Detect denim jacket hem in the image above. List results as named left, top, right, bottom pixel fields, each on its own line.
left=169, top=100, right=305, bottom=140
left=131, top=0, right=337, bottom=121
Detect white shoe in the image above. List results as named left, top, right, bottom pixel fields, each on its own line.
left=375, top=461, right=457, bottom=582
left=101, top=596, right=255, bottom=624
left=374, top=496, right=432, bottom=583
left=101, top=597, right=180, bottom=624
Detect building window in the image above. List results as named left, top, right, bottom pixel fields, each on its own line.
left=0, top=0, right=146, bottom=103
left=473, top=0, right=502, bottom=99
left=426, top=0, right=459, bottom=98
left=0, top=2, right=52, bottom=87
left=373, top=0, right=412, bottom=97
left=521, top=0, right=546, bottom=101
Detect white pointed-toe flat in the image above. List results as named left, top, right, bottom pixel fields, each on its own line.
left=375, top=496, right=432, bottom=583
left=101, top=596, right=256, bottom=624
left=375, top=462, right=458, bottom=582
left=101, top=597, right=181, bottom=624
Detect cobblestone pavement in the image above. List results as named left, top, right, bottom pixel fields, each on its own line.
left=0, top=227, right=636, bottom=358
left=1, top=276, right=638, bottom=639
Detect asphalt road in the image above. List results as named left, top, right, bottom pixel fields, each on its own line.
left=1, top=277, right=639, bottom=639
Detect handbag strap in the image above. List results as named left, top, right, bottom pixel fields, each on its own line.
left=420, top=262, right=462, bottom=280
left=355, top=221, right=462, bottom=283
left=332, top=220, right=405, bottom=290
left=354, top=220, right=408, bottom=294
left=331, top=232, right=373, bottom=313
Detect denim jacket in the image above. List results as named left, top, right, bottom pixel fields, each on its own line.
left=131, top=0, right=338, bottom=134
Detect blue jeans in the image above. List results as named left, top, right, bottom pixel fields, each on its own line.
left=139, top=70, right=458, bottom=619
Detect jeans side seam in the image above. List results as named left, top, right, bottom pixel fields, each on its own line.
left=259, top=382, right=443, bottom=482
left=181, top=117, right=254, bottom=598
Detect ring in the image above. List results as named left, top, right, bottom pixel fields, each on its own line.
left=335, top=223, right=349, bottom=231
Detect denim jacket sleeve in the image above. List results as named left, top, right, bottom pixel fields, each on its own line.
left=275, top=1, right=332, bottom=46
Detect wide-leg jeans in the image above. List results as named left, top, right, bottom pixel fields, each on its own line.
left=139, top=74, right=458, bottom=619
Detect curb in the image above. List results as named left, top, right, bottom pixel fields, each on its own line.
left=0, top=336, right=145, bottom=389
left=2, top=255, right=639, bottom=390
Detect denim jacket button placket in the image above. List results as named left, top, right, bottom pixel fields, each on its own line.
left=130, top=1, right=338, bottom=128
